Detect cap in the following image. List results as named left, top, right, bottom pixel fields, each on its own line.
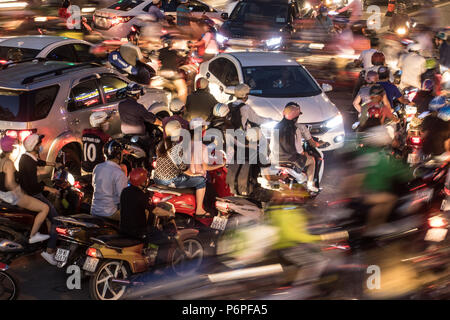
left=23, top=134, right=44, bottom=152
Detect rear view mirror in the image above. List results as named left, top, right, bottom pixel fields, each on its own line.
left=322, top=83, right=333, bottom=92
left=224, top=86, right=235, bottom=95
left=221, top=12, right=228, bottom=20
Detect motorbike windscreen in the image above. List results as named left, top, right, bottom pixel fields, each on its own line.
left=243, top=65, right=322, bottom=98
left=0, top=86, right=59, bottom=122
left=108, top=0, right=144, bottom=11
left=229, top=2, right=289, bottom=25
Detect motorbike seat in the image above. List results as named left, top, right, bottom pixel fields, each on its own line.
left=151, top=184, right=195, bottom=195
left=93, top=234, right=142, bottom=248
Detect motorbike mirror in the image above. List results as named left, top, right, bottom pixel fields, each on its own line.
left=131, top=136, right=139, bottom=143
left=322, top=83, right=333, bottom=92
left=224, top=86, right=236, bottom=95
left=221, top=12, right=228, bottom=20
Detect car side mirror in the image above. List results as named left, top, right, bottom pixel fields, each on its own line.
left=224, top=86, right=235, bottom=95
left=221, top=12, right=228, bottom=20
left=322, top=83, right=333, bottom=92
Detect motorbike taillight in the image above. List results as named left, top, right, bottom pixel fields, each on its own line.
left=409, top=136, right=422, bottom=145
left=428, top=215, right=448, bottom=228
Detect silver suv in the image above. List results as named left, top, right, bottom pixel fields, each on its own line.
left=0, top=60, right=169, bottom=177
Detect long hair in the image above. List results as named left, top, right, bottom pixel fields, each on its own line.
left=157, top=136, right=177, bottom=157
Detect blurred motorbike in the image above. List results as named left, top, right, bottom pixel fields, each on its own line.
left=0, top=262, right=17, bottom=300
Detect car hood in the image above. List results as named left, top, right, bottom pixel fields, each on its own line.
left=247, top=93, right=338, bottom=124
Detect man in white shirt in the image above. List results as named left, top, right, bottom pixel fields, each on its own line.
left=398, top=43, right=427, bottom=89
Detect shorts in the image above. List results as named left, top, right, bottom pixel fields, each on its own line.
left=0, top=187, right=23, bottom=206
left=279, top=153, right=307, bottom=171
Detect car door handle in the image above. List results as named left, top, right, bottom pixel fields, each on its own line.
left=70, top=119, right=80, bottom=125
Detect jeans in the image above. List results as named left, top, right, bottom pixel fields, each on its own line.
left=33, top=193, right=59, bottom=250
left=154, top=174, right=206, bottom=190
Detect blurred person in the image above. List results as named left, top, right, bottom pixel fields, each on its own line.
left=158, top=35, right=188, bottom=103
left=119, top=42, right=151, bottom=85
left=91, top=140, right=128, bottom=221
left=421, top=57, right=440, bottom=87
left=389, top=3, right=410, bottom=34
left=398, top=43, right=427, bottom=89
left=0, top=136, right=50, bottom=244
left=315, top=6, right=333, bottom=35
left=415, top=0, right=441, bottom=32
left=355, top=43, right=378, bottom=71
left=377, top=66, right=409, bottom=110
left=421, top=101, right=450, bottom=157
left=164, top=0, right=179, bottom=12
left=353, top=70, right=378, bottom=114
left=413, top=79, right=436, bottom=114
left=81, top=112, right=112, bottom=175
left=435, top=31, right=450, bottom=69
left=58, top=0, right=71, bottom=20
left=270, top=103, right=323, bottom=193
left=19, top=134, right=60, bottom=265
left=176, top=0, right=192, bottom=27
left=185, top=77, right=218, bottom=121
left=162, top=98, right=190, bottom=140
left=353, top=51, right=385, bottom=98
left=147, top=0, right=167, bottom=22
left=358, top=85, right=396, bottom=129
left=189, top=18, right=218, bottom=61
left=337, top=0, right=363, bottom=25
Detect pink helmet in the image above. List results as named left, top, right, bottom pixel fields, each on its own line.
left=0, top=136, right=16, bottom=153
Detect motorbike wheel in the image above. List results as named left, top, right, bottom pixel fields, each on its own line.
left=169, top=237, right=204, bottom=276
left=0, top=271, right=18, bottom=300
left=89, top=260, right=129, bottom=300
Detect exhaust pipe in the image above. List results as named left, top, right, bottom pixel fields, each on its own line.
left=0, top=239, right=24, bottom=253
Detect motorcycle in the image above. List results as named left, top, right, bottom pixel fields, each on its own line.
left=84, top=203, right=203, bottom=300
left=0, top=262, right=18, bottom=300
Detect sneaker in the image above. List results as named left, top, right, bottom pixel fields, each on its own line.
left=307, top=181, right=319, bottom=193
left=29, top=232, right=50, bottom=244
left=41, top=251, right=57, bottom=266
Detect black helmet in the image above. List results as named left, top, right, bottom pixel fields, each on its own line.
left=377, top=66, right=390, bottom=80
left=103, top=140, right=123, bottom=160
left=123, top=82, right=144, bottom=98
left=161, top=34, right=173, bottom=47
left=370, top=84, right=385, bottom=96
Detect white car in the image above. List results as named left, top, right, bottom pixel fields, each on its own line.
left=196, top=52, right=345, bottom=151
left=0, top=36, right=95, bottom=63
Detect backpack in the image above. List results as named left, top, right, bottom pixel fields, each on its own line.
left=229, top=102, right=246, bottom=130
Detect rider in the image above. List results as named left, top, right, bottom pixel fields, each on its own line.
left=189, top=18, right=219, bottom=61
left=158, top=34, right=188, bottom=103
left=353, top=70, right=378, bottom=115
left=81, top=111, right=112, bottom=175
left=337, top=0, right=363, bottom=25
left=185, top=77, right=218, bottom=121
left=18, top=134, right=60, bottom=265
left=435, top=31, right=450, bottom=70
left=119, top=41, right=151, bottom=85
left=162, top=98, right=190, bottom=140
left=315, top=6, right=333, bottom=34
left=398, top=43, right=427, bottom=89
left=358, top=84, right=396, bottom=129
left=353, top=51, right=385, bottom=98
left=270, top=102, right=323, bottom=193
left=176, top=0, right=192, bottom=27
left=421, top=97, right=450, bottom=157
left=377, top=66, right=409, bottom=110
left=413, top=79, right=436, bottom=114
left=91, top=140, right=128, bottom=221
left=147, top=0, right=167, bottom=22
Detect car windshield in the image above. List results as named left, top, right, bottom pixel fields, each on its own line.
left=0, top=46, right=40, bottom=61
left=243, top=65, right=321, bottom=98
left=0, top=86, right=59, bottom=122
left=108, top=0, right=143, bottom=11
left=229, top=2, right=289, bottom=24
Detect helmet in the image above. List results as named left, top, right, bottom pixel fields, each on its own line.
left=429, top=96, right=446, bottom=111
left=213, top=103, right=230, bottom=117
left=0, top=136, right=16, bottom=153
left=425, top=58, right=437, bottom=70
left=130, top=168, right=148, bottom=187
left=362, top=125, right=394, bottom=147
left=283, top=102, right=301, bottom=120
left=422, top=79, right=434, bottom=91
left=371, top=51, right=385, bottom=66
left=436, top=31, right=447, bottom=40
left=89, top=111, right=109, bottom=128
left=367, top=106, right=381, bottom=118
left=234, top=83, right=250, bottom=99
left=319, top=6, right=328, bottom=13
left=23, top=134, right=44, bottom=152
left=103, top=140, right=123, bottom=160
left=437, top=105, right=450, bottom=121
left=161, top=34, right=173, bottom=47
left=169, top=98, right=185, bottom=113
left=377, top=66, right=390, bottom=80
left=407, top=43, right=422, bottom=52
left=165, top=120, right=182, bottom=138
left=196, top=77, right=209, bottom=89
left=369, top=84, right=385, bottom=96
left=125, top=82, right=144, bottom=98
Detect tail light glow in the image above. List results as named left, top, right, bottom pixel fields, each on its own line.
left=152, top=161, right=157, bottom=169
left=410, top=136, right=422, bottom=145
left=5, top=129, right=34, bottom=141
left=86, top=247, right=102, bottom=258
left=428, top=216, right=448, bottom=228
left=152, top=196, right=161, bottom=204
left=56, top=227, right=68, bottom=235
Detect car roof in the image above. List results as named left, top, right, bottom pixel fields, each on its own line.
left=0, top=36, right=80, bottom=51
left=0, top=61, right=112, bottom=89
left=225, top=52, right=297, bottom=67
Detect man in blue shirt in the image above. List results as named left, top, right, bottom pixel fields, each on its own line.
left=377, top=66, right=409, bottom=110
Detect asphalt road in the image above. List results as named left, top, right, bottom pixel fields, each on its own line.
left=6, top=2, right=450, bottom=300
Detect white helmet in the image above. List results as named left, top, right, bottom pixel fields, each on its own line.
left=213, top=103, right=230, bottom=117
left=169, top=98, right=185, bottom=113
left=362, top=125, right=394, bottom=147
left=165, top=120, right=182, bottom=138
left=234, top=83, right=250, bottom=99
left=407, top=43, right=422, bottom=52
left=23, top=134, right=44, bottom=152
left=89, top=111, right=109, bottom=128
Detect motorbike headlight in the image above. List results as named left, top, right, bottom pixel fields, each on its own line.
left=261, top=121, right=278, bottom=130
left=265, top=37, right=282, bottom=48
left=325, top=114, right=343, bottom=129
left=81, top=7, right=96, bottom=13
left=67, top=173, right=75, bottom=186
left=216, top=33, right=228, bottom=44
left=304, top=2, right=311, bottom=9
left=396, top=27, right=407, bottom=35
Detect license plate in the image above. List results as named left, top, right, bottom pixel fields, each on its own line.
left=83, top=257, right=100, bottom=272
left=441, top=199, right=450, bottom=211
left=407, top=153, right=420, bottom=164
left=210, top=216, right=228, bottom=231
left=55, top=248, right=70, bottom=262
left=425, top=228, right=448, bottom=242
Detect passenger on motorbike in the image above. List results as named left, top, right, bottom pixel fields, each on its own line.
left=185, top=77, right=218, bottom=121
left=81, top=112, right=112, bottom=175
left=269, top=102, right=323, bottom=193
left=119, top=42, right=151, bottom=85
left=188, top=18, right=218, bottom=61
left=358, top=84, right=396, bottom=129
left=18, top=134, right=60, bottom=265
left=398, top=43, right=427, bottom=90
left=91, top=140, right=128, bottom=221
left=413, top=79, right=436, bottom=114
left=353, top=51, right=385, bottom=98
left=353, top=70, right=378, bottom=114
left=0, top=136, right=50, bottom=244
left=158, top=35, right=188, bottom=103
left=162, top=98, right=190, bottom=140
left=435, top=31, right=450, bottom=70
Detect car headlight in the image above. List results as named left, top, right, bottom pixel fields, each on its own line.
left=396, top=27, right=407, bottom=35
left=325, top=114, right=343, bottom=129
left=261, top=121, right=278, bottom=130
left=216, top=33, right=228, bottom=44
left=265, top=37, right=282, bottom=48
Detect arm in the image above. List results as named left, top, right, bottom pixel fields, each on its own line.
left=353, top=94, right=362, bottom=113
left=242, top=105, right=271, bottom=126
left=115, top=172, right=129, bottom=207
left=138, top=103, right=161, bottom=126
left=3, top=160, right=18, bottom=191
